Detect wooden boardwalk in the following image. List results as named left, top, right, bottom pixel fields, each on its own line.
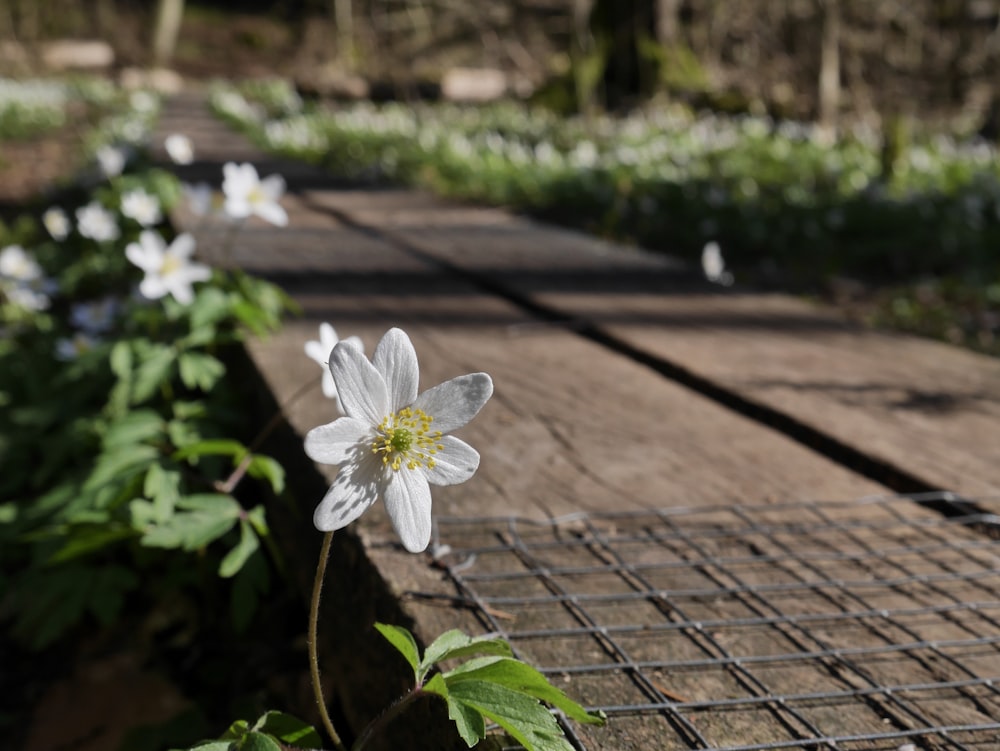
left=155, top=91, right=1000, bottom=751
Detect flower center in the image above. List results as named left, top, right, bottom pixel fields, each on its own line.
left=372, top=407, right=443, bottom=471
left=160, top=254, right=182, bottom=276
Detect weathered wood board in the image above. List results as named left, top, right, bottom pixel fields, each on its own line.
left=309, top=188, right=1000, bottom=497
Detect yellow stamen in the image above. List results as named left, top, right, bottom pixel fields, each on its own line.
left=371, top=407, right=443, bottom=472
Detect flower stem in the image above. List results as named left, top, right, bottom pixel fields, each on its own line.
left=350, top=688, right=425, bottom=751
left=310, top=531, right=347, bottom=751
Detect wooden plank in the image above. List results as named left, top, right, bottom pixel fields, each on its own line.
left=161, top=103, right=1000, bottom=750
left=310, top=189, right=1000, bottom=497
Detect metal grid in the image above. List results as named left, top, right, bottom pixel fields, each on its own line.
left=429, top=492, right=1000, bottom=750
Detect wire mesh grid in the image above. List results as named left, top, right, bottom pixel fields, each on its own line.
left=429, top=492, right=1000, bottom=751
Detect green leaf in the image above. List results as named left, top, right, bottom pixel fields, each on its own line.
left=419, top=629, right=514, bottom=683
left=48, top=523, right=137, bottom=563
left=144, top=464, right=181, bottom=521
left=110, top=339, right=133, bottom=379
left=188, top=286, right=231, bottom=331
left=424, top=673, right=485, bottom=747
left=139, top=493, right=241, bottom=551
left=102, top=409, right=164, bottom=449
left=218, top=518, right=260, bottom=578
left=83, top=443, right=158, bottom=492
left=173, top=438, right=246, bottom=463
left=131, top=343, right=177, bottom=404
left=178, top=351, right=226, bottom=392
left=446, top=680, right=573, bottom=751
left=235, top=732, right=282, bottom=751
left=246, top=454, right=285, bottom=494
left=250, top=711, right=322, bottom=748
left=374, top=622, right=421, bottom=683
left=444, top=657, right=605, bottom=726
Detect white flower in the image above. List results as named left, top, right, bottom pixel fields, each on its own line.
left=700, top=241, right=733, bottom=286
left=125, top=230, right=211, bottom=305
left=304, top=328, right=493, bottom=552
left=76, top=201, right=120, bottom=242
left=121, top=188, right=163, bottom=227
left=42, top=207, right=70, bottom=241
left=304, top=322, right=364, bottom=411
left=0, top=244, right=42, bottom=282
left=165, top=133, right=194, bottom=165
left=95, top=144, right=128, bottom=178
left=222, top=161, right=288, bottom=226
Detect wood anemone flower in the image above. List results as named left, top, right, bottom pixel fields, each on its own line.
left=125, top=230, right=210, bottom=305
left=304, top=328, right=493, bottom=553
left=221, top=161, right=288, bottom=226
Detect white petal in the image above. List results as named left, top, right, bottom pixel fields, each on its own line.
left=321, top=369, right=337, bottom=399
left=373, top=328, right=419, bottom=412
left=330, top=339, right=388, bottom=425
left=319, top=322, right=338, bottom=351
left=125, top=241, right=155, bottom=272
left=138, top=275, right=168, bottom=300
left=423, top=435, right=480, bottom=486
left=256, top=201, right=288, bottom=227
left=304, top=417, right=371, bottom=465
left=169, top=232, right=196, bottom=259
left=413, top=372, right=493, bottom=434
left=383, top=469, right=433, bottom=552
left=312, top=453, right=383, bottom=532
left=304, top=339, right=329, bottom=366
left=260, top=174, right=286, bottom=199
left=166, top=278, right=195, bottom=305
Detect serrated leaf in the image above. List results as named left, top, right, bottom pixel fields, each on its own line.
left=102, top=409, right=164, bottom=449
left=250, top=711, right=322, bottom=748
left=83, top=443, right=158, bottom=492
left=178, top=351, right=226, bottom=391
left=219, top=518, right=259, bottom=578
left=374, top=622, right=421, bottom=682
left=444, top=657, right=605, bottom=726
left=144, top=464, right=181, bottom=521
left=131, top=344, right=177, bottom=404
left=236, top=731, right=282, bottom=751
left=446, top=680, right=573, bottom=751
left=139, top=493, right=241, bottom=551
left=424, top=673, right=485, bottom=747
left=419, top=629, right=514, bottom=683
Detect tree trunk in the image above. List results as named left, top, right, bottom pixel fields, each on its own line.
left=817, top=0, right=841, bottom=143
left=655, top=0, right=681, bottom=46
left=151, top=0, right=184, bottom=68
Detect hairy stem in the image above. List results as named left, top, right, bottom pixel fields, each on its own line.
left=310, top=531, right=347, bottom=751
left=350, top=688, right=425, bottom=751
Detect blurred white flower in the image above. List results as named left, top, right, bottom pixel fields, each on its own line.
left=164, top=133, right=194, bottom=165
left=0, top=244, right=42, bottom=282
left=121, top=188, right=163, bottom=227
left=76, top=201, right=120, bottom=242
left=125, top=230, right=211, bottom=305
left=304, top=328, right=493, bottom=552
left=304, top=322, right=364, bottom=412
left=0, top=245, right=56, bottom=311
left=701, top=241, right=734, bottom=287
left=42, top=207, right=70, bottom=241
left=222, top=161, right=288, bottom=226
left=95, top=144, right=128, bottom=178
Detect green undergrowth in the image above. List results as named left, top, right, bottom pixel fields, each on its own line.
left=211, top=78, right=1000, bottom=357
